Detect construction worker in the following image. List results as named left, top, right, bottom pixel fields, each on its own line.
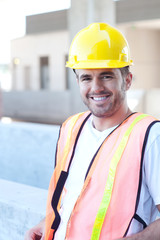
left=25, top=23, right=160, bottom=240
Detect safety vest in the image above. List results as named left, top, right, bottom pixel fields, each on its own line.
left=45, top=112, right=157, bottom=240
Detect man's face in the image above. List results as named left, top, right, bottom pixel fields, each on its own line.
left=76, top=68, right=131, bottom=118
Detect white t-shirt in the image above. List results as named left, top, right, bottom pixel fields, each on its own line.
left=54, top=116, right=160, bottom=239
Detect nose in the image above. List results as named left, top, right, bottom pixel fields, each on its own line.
left=92, top=78, right=105, bottom=93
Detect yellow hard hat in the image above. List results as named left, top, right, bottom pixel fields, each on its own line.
left=66, top=22, right=133, bottom=69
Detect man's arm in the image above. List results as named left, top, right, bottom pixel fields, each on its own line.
left=117, top=205, right=160, bottom=240
left=24, top=217, right=45, bottom=240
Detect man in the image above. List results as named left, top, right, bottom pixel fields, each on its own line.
left=25, top=23, right=160, bottom=240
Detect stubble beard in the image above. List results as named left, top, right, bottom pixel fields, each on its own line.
left=82, top=87, right=126, bottom=119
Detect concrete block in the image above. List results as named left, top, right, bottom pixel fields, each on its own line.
left=0, top=179, right=48, bottom=240
left=0, top=121, right=60, bottom=189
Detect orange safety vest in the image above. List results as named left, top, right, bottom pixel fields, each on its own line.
left=45, top=112, right=158, bottom=240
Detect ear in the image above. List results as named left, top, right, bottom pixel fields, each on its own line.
left=125, top=72, right=132, bottom=90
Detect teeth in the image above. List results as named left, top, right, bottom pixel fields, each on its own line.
left=93, top=96, right=107, bottom=101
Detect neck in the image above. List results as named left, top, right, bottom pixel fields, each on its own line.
left=92, top=107, right=133, bottom=131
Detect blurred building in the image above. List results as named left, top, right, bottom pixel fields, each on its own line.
left=3, top=10, right=71, bottom=124
left=2, top=0, right=160, bottom=124
left=11, top=10, right=69, bottom=92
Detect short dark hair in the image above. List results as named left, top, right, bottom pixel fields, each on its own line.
left=73, top=66, right=130, bottom=78
left=119, top=66, right=130, bottom=78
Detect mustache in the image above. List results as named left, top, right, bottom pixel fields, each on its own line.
left=87, top=91, right=113, bottom=97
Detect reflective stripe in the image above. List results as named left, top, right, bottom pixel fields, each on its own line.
left=91, top=114, right=148, bottom=240
left=60, top=112, right=84, bottom=171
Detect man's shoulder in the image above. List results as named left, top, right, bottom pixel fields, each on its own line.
left=139, top=114, right=160, bottom=151
left=136, top=112, right=160, bottom=126
left=147, top=120, right=160, bottom=140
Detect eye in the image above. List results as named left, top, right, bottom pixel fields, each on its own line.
left=81, top=77, right=92, bottom=82
left=101, top=75, right=113, bottom=80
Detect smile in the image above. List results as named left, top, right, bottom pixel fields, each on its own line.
left=92, top=96, right=107, bottom=101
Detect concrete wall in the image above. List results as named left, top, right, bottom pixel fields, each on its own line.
left=0, top=179, right=47, bottom=240
left=1, top=90, right=73, bottom=124
left=0, top=121, right=60, bottom=189
left=0, top=121, right=60, bottom=239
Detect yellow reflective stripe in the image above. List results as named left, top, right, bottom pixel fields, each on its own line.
left=60, top=112, right=84, bottom=170
left=91, top=114, right=148, bottom=240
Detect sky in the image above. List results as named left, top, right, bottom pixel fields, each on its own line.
left=0, top=0, right=71, bottom=64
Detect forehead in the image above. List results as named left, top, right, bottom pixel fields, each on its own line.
left=76, top=68, right=120, bottom=77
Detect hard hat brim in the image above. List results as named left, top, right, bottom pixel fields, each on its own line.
left=66, top=59, right=133, bottom=69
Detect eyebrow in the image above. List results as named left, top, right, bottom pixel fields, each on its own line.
left=99, top=71, right=115, bottom=76
left=79, top=71, right=115, bottom=80
left=79, top=74, right=92, bottom=80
